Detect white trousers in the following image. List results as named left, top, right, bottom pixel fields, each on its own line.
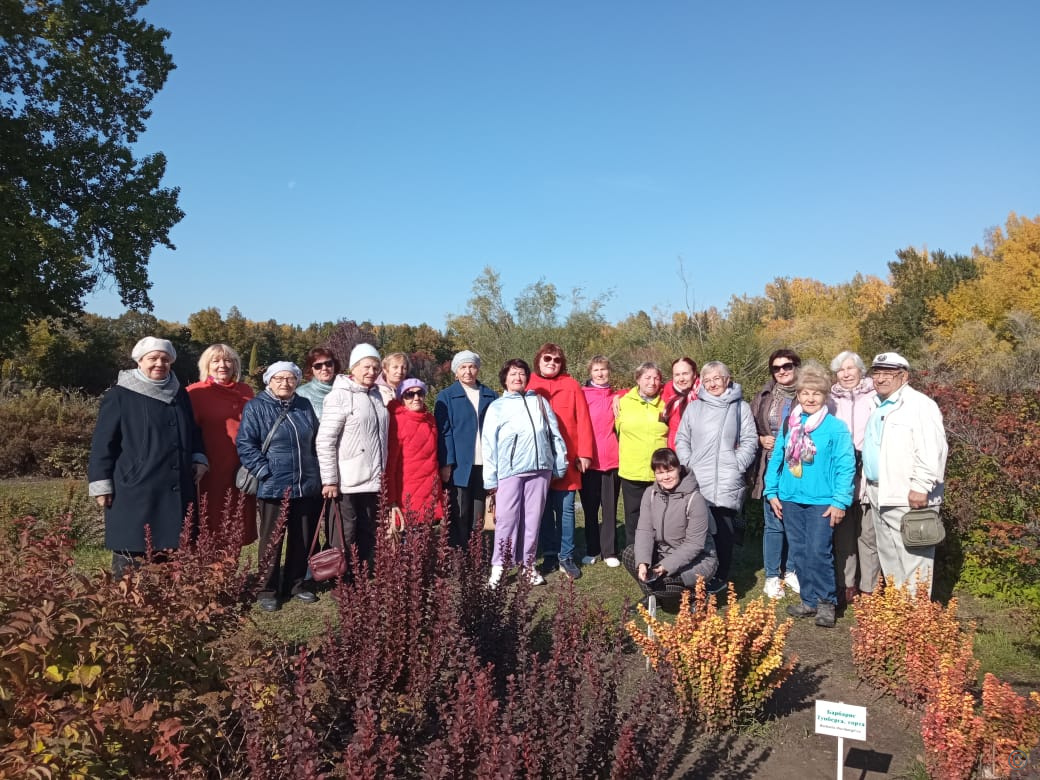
left=866, top=484, right=935, bottom=597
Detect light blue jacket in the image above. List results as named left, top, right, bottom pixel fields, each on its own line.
left=763, top=411, right=856, bottom=509
left=481, top=391, right=567, bottom=489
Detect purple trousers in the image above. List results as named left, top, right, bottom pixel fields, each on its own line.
left=492, top=470, right=550, bottom=567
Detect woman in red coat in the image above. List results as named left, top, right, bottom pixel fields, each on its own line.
left=386, top=378, right=444, bottom=526
left=660, top=357, right=700, bottom=449
left=527, top=343, right=594, bottom=580
left=186, top=344, right=257, bottom=548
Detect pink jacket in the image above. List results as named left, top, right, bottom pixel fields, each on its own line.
left=582, top=383, right=620, bottom=470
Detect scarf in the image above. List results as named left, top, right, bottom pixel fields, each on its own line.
left=768, top=382, right=797, bottom=435
left=784, top=404, right=827, bottom=478
left=117, top=369, right=180, bottom=403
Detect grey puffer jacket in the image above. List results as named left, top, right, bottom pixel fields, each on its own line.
left=635, top=470, right=717, bottom=575
left=674, top=383, right=758, bottom=510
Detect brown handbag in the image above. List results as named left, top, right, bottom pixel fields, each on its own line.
left=483, top=494, right=496, bottom=531
left=309, top=500, right=347, bottom=582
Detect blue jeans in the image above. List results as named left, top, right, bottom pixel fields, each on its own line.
left=782, top=502, right=835, bottom=606
left=539, top=489, right=576, bottom=561
left=762, top=499, right=793, bottom=579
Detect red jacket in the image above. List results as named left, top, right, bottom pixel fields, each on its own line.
left=386, top=401, right=443, bottom=524
left=527, top=372, right=594, bottom=491
left=186, top=378, right=257, bottom=546
left=660, top=380, right=699, bottom=450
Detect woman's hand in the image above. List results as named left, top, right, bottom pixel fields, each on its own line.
left=637, top=562, right=649, bottom=582
left=192, top=463, right=208, bottom=483
left=576, top=457, right=591, bottom=474
left=760, top=434, right=775, bottom=450
left=440, top=465, right=453, bottom=483
left=652, top=564, right=666, bottom=578
left=322, top=484, right=340, bottom=499
left=486, top=486, right=497, bottom=497
left=96, top=495, right=112, bottom=509
left=823, top=505, right=845, bottom=527
left=768, top=497, right=784, bottom=519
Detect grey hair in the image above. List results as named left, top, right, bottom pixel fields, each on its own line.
left=830, top=350, right=866, bottom=374
left=634, top=361, right=661, bottom=381
left=795, top=360, right=832, bottom=395
left=700, top=360, right=731, bottom=381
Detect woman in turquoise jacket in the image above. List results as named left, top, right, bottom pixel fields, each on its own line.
left=764, top=361, right=855, bottom=628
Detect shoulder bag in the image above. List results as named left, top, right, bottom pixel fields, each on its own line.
left=235, top=406, right=291, bottom=496
left=309, top=499, right=348, bottom=581
left=900, top=507, right=945, bottom=548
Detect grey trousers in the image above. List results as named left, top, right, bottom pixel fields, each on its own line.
left=866, top=484, right=935, bottom=597
left=832, top=500, right=882, bottom=592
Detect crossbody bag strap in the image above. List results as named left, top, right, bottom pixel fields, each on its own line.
left=260, top=407, right=292, bottom=455
left=310, top=499, right=345, bottom=556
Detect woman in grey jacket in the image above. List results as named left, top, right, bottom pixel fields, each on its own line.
left=622, top=448, right=718, bottom=602
left=675, top=361, right=758, bottom=587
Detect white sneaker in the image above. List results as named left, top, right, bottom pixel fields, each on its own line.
left=581, top=554, right=600, bottom=565
left=763, top=576, right=783, bottom=600
left=527, top=570, right=546, bottom=586
left=783, top=571, right=801, bottom=595
left=488, top=565, right=504, bottom=589
left=604, top=557, right=622, bottom=568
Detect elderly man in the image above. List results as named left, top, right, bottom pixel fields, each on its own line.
left=861, top=352, right=948, bottom=596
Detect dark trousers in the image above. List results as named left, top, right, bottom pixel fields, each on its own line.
left=709, top=506, right=738, bottom=582
left=580, top=468, right=620, bottom=558
left=620, top=477, right=653, bottom=550
left=332, top=492, right=379, bottom=572
left=621, top=544, right=716, bottom=600
left=447, top=466, right=485, bottom=548
left=258, top=496, right=320, bottom=599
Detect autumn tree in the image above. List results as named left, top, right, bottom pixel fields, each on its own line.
left=1, top=0, right=183, bottom=352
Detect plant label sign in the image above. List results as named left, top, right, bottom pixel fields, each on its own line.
left=815, top=700, right=867, bottom=740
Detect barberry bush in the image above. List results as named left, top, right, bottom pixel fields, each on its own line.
left=625, top=581, right=796, bottom=732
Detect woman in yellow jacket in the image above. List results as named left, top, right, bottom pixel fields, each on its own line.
left=615, top=362, right=668, bottom=549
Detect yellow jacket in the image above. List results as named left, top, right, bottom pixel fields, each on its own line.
left=615, top=388, right=668, bottom=482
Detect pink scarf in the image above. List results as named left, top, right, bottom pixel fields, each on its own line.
left=784, top=404, right=827, bottom=478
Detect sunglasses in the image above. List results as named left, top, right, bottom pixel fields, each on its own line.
left=541, top=355, right=562, bottom=364
left=402, top=389, right=426, bottom=399
left=312, top=360, right=335, bottom=370
left=771, top=362, right=796, bottom=374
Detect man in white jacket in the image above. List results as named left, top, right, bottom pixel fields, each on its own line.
left=861, top=352, right=948, bottom=596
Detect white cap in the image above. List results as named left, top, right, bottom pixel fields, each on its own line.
left=870, top=352, right=910, bottom=371
left=349, top=343, right=381, bottom=369
left=132, top=337, right=176, bottom=362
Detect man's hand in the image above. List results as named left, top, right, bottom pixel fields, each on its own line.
left=908, top=490, right=928, bottom=509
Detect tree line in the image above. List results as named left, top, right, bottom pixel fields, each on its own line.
left=2, top=212, right=1037, bottom=397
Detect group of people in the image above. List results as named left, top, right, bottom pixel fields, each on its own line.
left=87, top=336, right=948, bottom=621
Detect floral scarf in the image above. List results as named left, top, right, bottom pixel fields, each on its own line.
left=784, top=403, right=827, bottom=478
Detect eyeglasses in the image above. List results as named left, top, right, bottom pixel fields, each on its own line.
left=703, top=375, right=729, bottom=386
left=312, top=360, right=334, bottom=370
left=402, top=390, right=426, bottom=399
left=541, top=355, right=562, bottom=365
left=771, top=362, right=795, bottom=374
left=271, top=376, right=297, bottom=384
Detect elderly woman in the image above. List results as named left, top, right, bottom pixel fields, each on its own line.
left=386, top=378, right=443, bottom=525
left=316, top=343, right=389, bottom=572
left=186, top=343, right=256, bottom=549
left=661, top=357, right=699, bottom=449
left=764, top=361, right=855, bottom=628
left=88, top=337, right=208, bottom=577
left=623, top=448, right=718, bottom=604
left=615, top=362, right=669, bottom=552
left=435, top=350, right=498, bottom=548
left=295, top=347, right=340, bottom=419
left=580, top=356, right=622, bottom=567
left=829, top=350, right=880, bottom=601
left=675, top=361, right=757, bottom=591
left=527, top=343, right=594, bottom=580
left=236, top=362, right=322, bottom=611
left=376, top=351, right=411, bottom=406
left=481, top=359, right=567, bottom=588
left=751, top=348, right=803, bottom=599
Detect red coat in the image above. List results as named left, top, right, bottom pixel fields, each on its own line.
left=386, top=401, right=443, bottom=524
left=186, top=378, right=257, bottom=546
left=526, top=372, right=594, bottom=491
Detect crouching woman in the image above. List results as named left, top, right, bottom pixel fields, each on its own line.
left=622, top=448, right=718, bottom=602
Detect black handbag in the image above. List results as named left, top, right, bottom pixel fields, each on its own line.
left=235, top=407, right=291, bottom=496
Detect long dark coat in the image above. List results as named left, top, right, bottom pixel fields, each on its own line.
left=88, top=376, right=206, bottom=552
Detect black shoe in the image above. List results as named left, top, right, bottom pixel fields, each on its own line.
left=559, top=557, right=582, bottom=580
left=293, top=590, right=318, bottom=604
left=540, top=555, right=559, bottom=575
left=706, top=578, right=728, bottom=595
left=257, top=596, right=280, bottom=612
left=786, top=602, right=817, bottom=619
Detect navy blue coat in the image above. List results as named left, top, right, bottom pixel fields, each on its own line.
left=88, top=381, right=205, bottom=552
left=434, top=380, right=498, bottom=487
left=236, top=392, right=322, bottom=501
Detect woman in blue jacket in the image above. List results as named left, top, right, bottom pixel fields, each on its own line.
left=435, top=350, right=499, bottom=548
left=481, top=359, right=567, bottom=588
left=237, top=361, right=323, bottom=611
left=764, top=361, right=855, bottom=628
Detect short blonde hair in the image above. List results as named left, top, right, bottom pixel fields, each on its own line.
left=795, top=360, right=831, bottom=396
left=197, top=343, right=242, bottom=382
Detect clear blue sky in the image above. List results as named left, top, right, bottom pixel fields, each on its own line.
left=85, top=0, right=1040, bottom=330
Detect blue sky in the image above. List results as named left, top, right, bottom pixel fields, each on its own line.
left=85, top=0, right=1040, bottom=330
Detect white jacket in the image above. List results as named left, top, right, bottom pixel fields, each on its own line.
left=871, top=384, right=948, bottom=506
left=316, top=375, right=389, bottom=493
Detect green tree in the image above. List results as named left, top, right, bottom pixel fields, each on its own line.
left=0, top=0, right=183, bottom=352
